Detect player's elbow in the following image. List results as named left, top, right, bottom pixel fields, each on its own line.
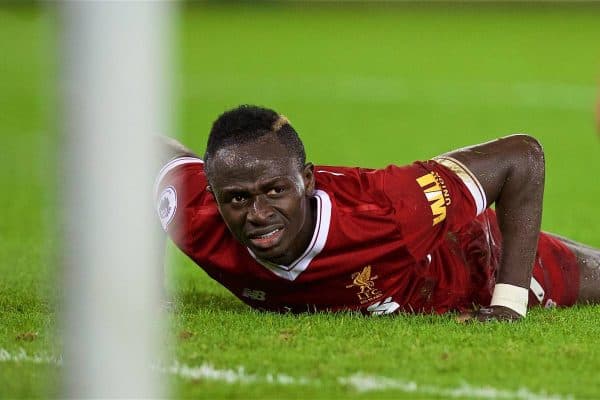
left=508, top=134, right=545, bottom=185
left=515, top=133, right=544, bottom=169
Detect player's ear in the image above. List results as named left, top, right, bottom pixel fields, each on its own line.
left=206, top=185, right=216, bottom=199
left=303, top=162, right=315, bottom=195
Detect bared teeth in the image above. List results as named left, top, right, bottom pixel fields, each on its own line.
left=257, top=229, right=280, bottom=239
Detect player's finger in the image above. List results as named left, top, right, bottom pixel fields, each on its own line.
left=456, top=312, right=474, bottom=323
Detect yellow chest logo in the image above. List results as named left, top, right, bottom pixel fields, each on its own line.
left=416, top=172, right=451, bottom=226
left=346, top=266, right=383, bottom=304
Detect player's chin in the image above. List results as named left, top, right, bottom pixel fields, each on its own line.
left=248, top=239, right=291, bottom=264
left=253, top=249, right=285, bottom=264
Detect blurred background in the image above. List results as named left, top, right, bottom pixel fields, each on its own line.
left=0, top=1, right=598, bottom=398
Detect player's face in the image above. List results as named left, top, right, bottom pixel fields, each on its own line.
left=208, top=136, right=315, bottom=265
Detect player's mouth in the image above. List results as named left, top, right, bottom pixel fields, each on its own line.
left=247, top=227, right=284, bottom=250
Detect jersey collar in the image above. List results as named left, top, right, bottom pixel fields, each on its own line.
left=246, top=190, right=332, bottom=281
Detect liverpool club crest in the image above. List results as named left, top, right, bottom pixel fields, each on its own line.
left=346, top=266, right=383, bottom=304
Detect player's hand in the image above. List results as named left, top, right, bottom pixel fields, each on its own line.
left=457, top=305, right=523, bottom=323
left=473, top=305, right=523, bottom=322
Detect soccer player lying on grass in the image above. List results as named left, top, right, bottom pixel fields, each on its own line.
left=155, top=105, right=600, bottom=322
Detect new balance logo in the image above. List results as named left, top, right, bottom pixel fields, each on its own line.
left=242, top=288, right=266, bottom=301
left=367, top=297, right=400, bottom=315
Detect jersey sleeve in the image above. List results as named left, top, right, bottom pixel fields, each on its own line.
left=374, top=156, right=487, bottom=259
left=154, top=156, right=222, bottom=252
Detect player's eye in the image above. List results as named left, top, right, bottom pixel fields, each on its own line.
left=267, top=187, right=286, bottom=196
left=231, top=194, right=248, bottom=205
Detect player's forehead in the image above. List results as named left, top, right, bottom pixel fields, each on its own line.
left=209, top=137, right=300, bottom=188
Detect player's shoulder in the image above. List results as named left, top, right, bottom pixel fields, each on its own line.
left=314, top=163, right=420, bottom=190
left=314, top=164, right=403, bottom=210
left=154, top=156, right=213, bottom=232
left=314, top=161, right=461, bottom=209
left=154, top=156, right=205, bottom=193
left=314, top=165, right=373, bottom=189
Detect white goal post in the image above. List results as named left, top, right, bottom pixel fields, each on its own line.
left=61, top=2, right=172, bottom=397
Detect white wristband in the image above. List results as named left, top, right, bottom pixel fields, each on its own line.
left=490, top=284, right=529, bottom=317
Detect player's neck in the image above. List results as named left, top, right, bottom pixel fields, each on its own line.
left=298, top=196, right=318, bottom=256
left=271, top=196, right=317, bottom=266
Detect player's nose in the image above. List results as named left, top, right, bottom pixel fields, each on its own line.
left=247, top=195, right=275, bottom=224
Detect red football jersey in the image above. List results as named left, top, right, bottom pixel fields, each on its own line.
left=154, top=155, right=508, bottom=315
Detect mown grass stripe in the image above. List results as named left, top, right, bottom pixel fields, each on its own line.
left=0, top=348, right=62, bottom=366
left=0, top=349, right=574, bottom=400
left=187, top=75, right=596, bottom=112
left=339, top=374, right=573, bottom=400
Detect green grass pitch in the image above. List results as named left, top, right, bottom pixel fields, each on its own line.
left=1, top=2, right=600, bottom=399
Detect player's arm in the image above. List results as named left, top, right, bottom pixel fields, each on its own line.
left=155, top=136, right=199, bottom=304
left=156, top=135, right=199, bottom=166
left=440, top=134, right=545, bottom=321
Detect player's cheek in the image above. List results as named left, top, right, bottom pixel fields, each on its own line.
left=280, top=198, right=299, bottom=222
left=289, top=200, right=305, bottom=230
left=222, top=209, right=245, bottom=238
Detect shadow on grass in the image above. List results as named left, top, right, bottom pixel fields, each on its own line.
left=173, top=289, right=250, bottom=314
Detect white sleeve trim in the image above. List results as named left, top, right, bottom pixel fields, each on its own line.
left=153, top=156, right=204, bottom=199
left=529, top=276, right=545, bottom=303
left=433, top=156, right=487, bottom=216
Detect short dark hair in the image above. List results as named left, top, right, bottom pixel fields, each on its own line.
left=204, top=105, right=306, bottom=176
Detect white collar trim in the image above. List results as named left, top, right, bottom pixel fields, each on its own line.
left=247, top=190, right=332, bottom=281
